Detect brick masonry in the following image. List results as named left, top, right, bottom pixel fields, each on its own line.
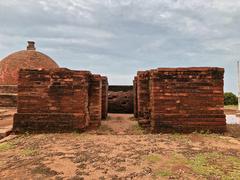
left=134, top=67, right=226, bottom=133
left=89, top=74, right=102, bottom=128
left=0, top=85, right=17, bottom=107
left=13, top=68, right=108, bottom=132
left=108, top=86, right=133, bottom=113
left=101, top=76, right=108, bottom=119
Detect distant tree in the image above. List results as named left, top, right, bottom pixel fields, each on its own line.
left=224, top=92, right=238, bottom=105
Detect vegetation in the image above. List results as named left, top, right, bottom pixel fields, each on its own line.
left=0, top=142, right=14, bottom=152
left=224, top=92, right=238, bottom=105
left=21, top=148, right=38, bottom=156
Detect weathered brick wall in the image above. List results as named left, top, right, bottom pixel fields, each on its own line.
left=136, top=71, right=151, bottom=127
left=0, top=85, right=17, bottom=94
left=101, top=76, right=108, bottom=119
left=133, top=77, right=138, bottom=118
left=108, top=85, right=133, bottom=113
left=0, top=94, right=17, bottom=107
left=89, top=74, right=102, bottom=128
left=135, top=67, right=226, bottom=132
left=13, top=68, right=105, bottom=132
left=0, top=85, right=17, bottom=107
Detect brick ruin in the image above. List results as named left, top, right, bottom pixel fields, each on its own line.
left=134, top=67, right=226, bottom=133
left=0, top=85, right=17, bottom=107
left=12, top=66, right=226, bottom=133
left=101, top=77, right=108, bottom=119
left=108, top=85, right=133, bottom=113
left=13, top=68, right=108, bottom=132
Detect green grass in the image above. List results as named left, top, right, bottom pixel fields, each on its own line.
left=0, top=142, right=15, bottom=152
left=188, top=152, right=240, bottom=179
left=21, top=148, right=38, bottom=156
left=145, top=154, right=161, bottom=163
left=145, top=151, right=240, bottom=179
left=154, top=170, right=172, bottom=177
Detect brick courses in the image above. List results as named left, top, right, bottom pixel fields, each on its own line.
left=0, top=85, right=17, bottom=107
left=101, top=76, right=108, bottom=119
left=13, top=68, right=107, bottom=132
left=89, top=75, right=102, bottom=128
left=134, top=67, right=226, bottom=132
left=108, top=86, right=133, bottom=114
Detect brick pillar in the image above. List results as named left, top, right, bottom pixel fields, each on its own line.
left=89, top=74, right=102, bottom=128
left=137, top=71, right=151, bottom=127
left=101, top=76, right=108, bottom=119
left=133, top=76, right=138, bottom=118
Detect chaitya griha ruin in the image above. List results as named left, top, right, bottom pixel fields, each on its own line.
left=0, top=41, right=226, bottom=133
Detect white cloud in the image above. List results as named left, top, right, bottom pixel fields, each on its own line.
left=0, top=0, right=239, bottom=92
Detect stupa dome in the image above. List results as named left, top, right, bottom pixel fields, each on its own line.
left=0, top=41, right=59, bottom=85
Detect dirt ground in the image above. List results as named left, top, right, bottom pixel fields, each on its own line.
left=1, top=113, right=240, bottom=180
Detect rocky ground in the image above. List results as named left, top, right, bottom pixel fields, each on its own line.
left=0, top=114, right=240, bottom=179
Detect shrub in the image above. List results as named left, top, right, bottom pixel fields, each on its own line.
left=224, top=92, right=238, bottom=105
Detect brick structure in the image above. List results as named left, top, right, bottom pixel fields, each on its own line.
left=134, top=67, right=226, bottom=132
left=101, top=76, right=108, bottom=119
left=0, top=85, right=17, bottom=107
left=89, top=75, right=102, bottom=128
left=108, top=86, right=133, bottom=114
left=0, top=41, right=59, bottom=107
left=136, top=71, right=151, bottom=127
left=133, top=77, right=138, bottom=118
left=13, top=68, right=107, bottom=132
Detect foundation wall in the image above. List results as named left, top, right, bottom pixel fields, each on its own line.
left=0, top=85, right=17, bottom=107
left=135, top=67, right=226, bottom=132
left=13, top=68, right=106, bottom=132
left=108, top=85, right=133, bottom=113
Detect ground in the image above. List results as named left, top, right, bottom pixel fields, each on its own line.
left=224, top=105, right=238, bottom=115
left=1, top=113, right=240, bottom=179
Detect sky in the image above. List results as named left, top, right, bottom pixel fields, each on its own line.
left=0, top=0, right=239, bottom=93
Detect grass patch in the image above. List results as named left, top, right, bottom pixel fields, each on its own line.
left=154, top=169, right=172, bottom=177
left=188, top=152, right=240, bottom=179
left=130, top=124, right=145, bottom=135
left=0, top=142, right=15, bottom=152
left=169, top=133, right=190, bottom=144
left=145, top=154, right=161, bottom=163
left=21, top=147, right=38, bottom=156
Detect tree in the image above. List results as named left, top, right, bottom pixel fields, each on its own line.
left=224, top=92, right=238, bottom=105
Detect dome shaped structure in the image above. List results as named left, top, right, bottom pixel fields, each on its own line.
left=0, top=41, right=59, bottom=85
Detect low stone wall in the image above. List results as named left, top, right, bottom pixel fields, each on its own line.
left=108, top=85, right=133, bottom=113
left=0, top=85, right=17, bottom=107
left=13, top=68, right=108, bottom=132
left=134, top=67, right=226, bottom=133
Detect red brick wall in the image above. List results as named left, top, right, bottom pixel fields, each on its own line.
left=136, top=71, right=151, bottom=127
left=13, top=68, right=105, bottom=132
left=89, top=74, right=102, bottom=128
left=101, top=76, right=108, bottom=119
left=133, top=77, right=138, bottom=118
left=135, top=67, right=226, bottom=132
left=0, top=85, right=17, bottom=107
left=108, top=86, right=133, bottom=114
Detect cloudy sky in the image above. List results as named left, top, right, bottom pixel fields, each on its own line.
left=0, top=0, right=239, bottom=93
